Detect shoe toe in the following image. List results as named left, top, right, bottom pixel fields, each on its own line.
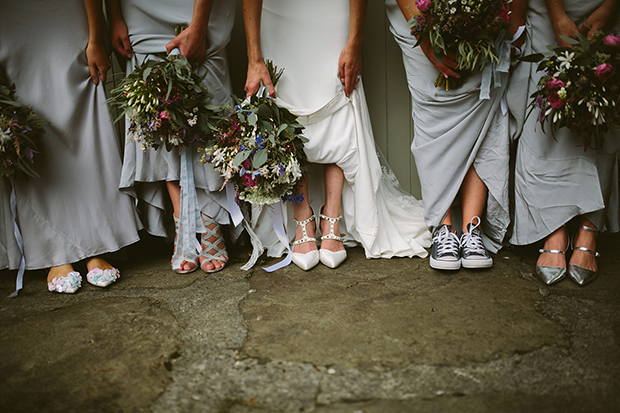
left=292, top=250, right=320, bottom=271
left=87, top=268, right=120, bottom=287
left=319, top=249, right=347, bottom=269
left=535, top=265, right=566, bottom=285
left=568, top=264, right=597, bottom=285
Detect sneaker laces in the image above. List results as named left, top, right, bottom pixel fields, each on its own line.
left=434, top=226, right=460, bottom=256
left=460, top=218, right=486, bottom=255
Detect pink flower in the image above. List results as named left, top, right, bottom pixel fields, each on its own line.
left=548, top=92, right=565, bottom=109
left=416, top=0, right=431, bottom=12
left=545, top=77, right=565, bottom=90
left=603, top=33, right=620, bottom=47
left=160, top=110, right=169, bottom=119
left=595, top=63, right=615, bottom=83
left=242, top=174, right=257, bottom=188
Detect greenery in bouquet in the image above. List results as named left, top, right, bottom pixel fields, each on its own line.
left=408, top=0, right=513, bottom=90
left=524, top=31, right=620, bottom=148
left=105, top=51, right=219, bottom=151
left=199, top=62, right=308, bottom=206
left=0, top=79, right=48, bottom=178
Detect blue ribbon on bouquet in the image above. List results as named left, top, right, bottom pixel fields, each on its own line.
left=8, top=178, right=25, bottom=298
left=480, top=32, right=512, bottom=101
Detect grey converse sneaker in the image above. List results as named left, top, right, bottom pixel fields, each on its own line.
left=430, top=224, right=461, bottom=270
left=460, top=217, right=493, bottom=269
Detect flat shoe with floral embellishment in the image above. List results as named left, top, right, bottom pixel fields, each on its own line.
left=87, top=267, right=120, bottom=287
left=48, top=271, right=82, bottom=294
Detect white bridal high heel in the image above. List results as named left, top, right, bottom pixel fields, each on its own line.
left=291, top=209, right=320, bottom=271
left=319, top=206, right=347, bottom=269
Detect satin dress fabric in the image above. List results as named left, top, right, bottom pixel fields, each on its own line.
left=0, top=0, right=142, bottom=270
left=385, top=0, right=511, bottom=253
left=253, top=0, right=432, bottom=260
left=118, top=0, right=236, bottom=238
left=507, top=0, right=620, bottom=245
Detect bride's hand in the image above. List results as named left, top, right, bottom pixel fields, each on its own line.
left=420, top=37, right=459, bottom=79
left=245, top=60, right=276, bottom=98
left=338, top=42, right=362, bottom=97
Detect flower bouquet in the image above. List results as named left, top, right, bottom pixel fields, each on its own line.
left=524, top=31, right=620, bottom=148
left=105, top=49, right=219, bottom=151
left=0, top=78, right=48, bottom=178
left=199, top=62, right=308, bottom=206
left=408, top=0, right=513, bottom=90
left=199, top=93, right=308, bottom=205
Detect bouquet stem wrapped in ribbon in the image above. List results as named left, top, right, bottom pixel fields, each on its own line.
left=199, top=61, right=308, bottom=271
left=523, top=31, right=620, bottom=149
left=408, top=0, right=514, bottom=98
left=106, top=47, right=221, bottom=269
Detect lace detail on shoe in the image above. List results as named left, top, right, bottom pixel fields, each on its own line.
left=460, top=218, right=488, bottom=258
left=433, top=225, right=460, bottom=258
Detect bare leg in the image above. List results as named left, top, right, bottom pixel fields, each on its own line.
left=440, top=208, right=453, bottom=228
left=293, top=174, right=317, bottom=254
left=569, top=217, right=598, bottom=272
left=461, top=165, right=487, bottom=232
left=537, top=226, right=569, bottom=269
left=320, top=164, right=345, bottom=252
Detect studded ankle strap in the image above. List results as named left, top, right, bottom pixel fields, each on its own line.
left=293, top=214, right=317, bottom=246
left=319, top=210, right=344, bottom=243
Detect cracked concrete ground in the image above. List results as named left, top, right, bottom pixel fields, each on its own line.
left=1, top=233, right=619, bottom=412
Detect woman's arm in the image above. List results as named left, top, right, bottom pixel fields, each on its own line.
left=394, top=0, right=459, bottom=79
left=106, top=0, right=132, bottom=59
left=83, top=0, right=111, bottom=85
left=509, top=0, right=527, bottom=51
left=242, top=0, right=274, bottom=97
left=166, top=0, right=215, bottom=63
left=338, top=0, right=366, bottom=97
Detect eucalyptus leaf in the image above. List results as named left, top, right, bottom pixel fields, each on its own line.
left=252, top=149, right=268, bottom=168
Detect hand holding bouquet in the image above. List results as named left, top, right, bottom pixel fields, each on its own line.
left=408, top=0, right=513, bottom=90
left=0, top=77, right=48, bottom=178
left=199, top=62, right=308, bottom=206
left=105, top=49, right=218, bottom=151
left=524, top=31, right=620, bottom=148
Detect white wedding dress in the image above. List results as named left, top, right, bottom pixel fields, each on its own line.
left=253, top=0, right=431, bottom=260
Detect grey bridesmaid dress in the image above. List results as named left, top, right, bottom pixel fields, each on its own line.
left=508, top=0, right=620, bottom=245
left=385, top=0, right=511, bottom=253
left=0, top=0, right=142, bottom=271
left=118, top=0, right=236, bottom=238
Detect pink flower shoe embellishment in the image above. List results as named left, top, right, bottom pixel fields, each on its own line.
left=47, top=272, right=82, bottom=294
left=86, top=268, right=120, bottom=288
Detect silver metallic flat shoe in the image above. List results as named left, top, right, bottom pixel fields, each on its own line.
left=568, top=225, right=599, bottom=286
left=535, top=226, right=568, bottom=285
left=536, top=248, right=567, bottom=285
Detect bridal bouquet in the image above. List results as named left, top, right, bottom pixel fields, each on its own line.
left=525, top=31, right=620, bottom=148
left=105, top=50, right=218, bottom=151
left=409, top=0, right=513, bottom=90
left=199, top=63, right=307, bottom=205
left=0, top=80, right=48, bottom=178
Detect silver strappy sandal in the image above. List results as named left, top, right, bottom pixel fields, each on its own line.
left=568, top=225, right=599, bottom=285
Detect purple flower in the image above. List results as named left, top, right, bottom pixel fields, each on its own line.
left=24, top=147, right=34, bottom=159
left=545, top=77, right=565, bottom=90
left=535, top=95, right=544, bottom=108
left=603, top=33, right=620, bottom=47
left=416, top=0, right=431, bottom=12
left=595, top=63, right=615, bottom=83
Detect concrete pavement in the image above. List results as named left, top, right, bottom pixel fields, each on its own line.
left=1, top=233, right=619, bottom=412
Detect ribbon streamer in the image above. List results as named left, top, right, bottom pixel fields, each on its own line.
left=262, top=203, right=292, bottom=272
left=8, top=178, right=25, bottom=298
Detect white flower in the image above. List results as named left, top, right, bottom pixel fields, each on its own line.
left=557, top=51, right=575, bottom=71
left=0, top=127, right=11, bottom=151
left=188, top=115, right=197, bottom=127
